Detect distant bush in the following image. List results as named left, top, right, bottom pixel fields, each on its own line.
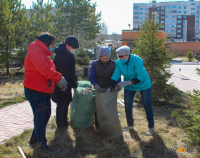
left=186, top=49, right=193, bottom=62
left=75, top=48, right=90, bottom=65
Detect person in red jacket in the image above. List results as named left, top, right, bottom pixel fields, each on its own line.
left=23, top=32, right=68, bottom=151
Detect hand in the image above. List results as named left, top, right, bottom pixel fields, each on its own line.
left=57, top=76, right=68, bottom=91
left=117, top=81, right=132, bottom=89
left=105, top=88, right=111, bottom=93
left=94, top=84, right=100, bottom=90
left=117, top=84, right=122, bottom=91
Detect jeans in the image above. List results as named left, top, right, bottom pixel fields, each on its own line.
left=56, top=102, right=70, bottom=128
left=24, top=88, right=51, bottom=147
left=124, top=87, right=154, bottom=128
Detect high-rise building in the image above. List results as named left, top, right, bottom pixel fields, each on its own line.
left=133, top=0, right=200, bottom=42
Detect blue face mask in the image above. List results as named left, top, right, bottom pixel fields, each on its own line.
left=121, top=58, right=128, bottom=64
left=49, top=48, right=53, bottom=52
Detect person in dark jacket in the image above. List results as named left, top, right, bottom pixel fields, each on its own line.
left=89, top=46, right=119, bottom=128
left=51, top=36, right=79, bottom=129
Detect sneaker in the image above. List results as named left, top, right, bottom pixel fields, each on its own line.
left=123, top=126, right=133, bottom=131
left=147, top=128, right=154, bottom=136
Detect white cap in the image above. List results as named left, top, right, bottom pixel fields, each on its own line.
left=116, top=46, right=130, bottom=56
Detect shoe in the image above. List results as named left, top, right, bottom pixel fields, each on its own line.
left=123, top=126, right=133, bottom=131
left=29, top=139, right=37, bottom=146
left=41, top=145, right=51, bottom=152
left=147, top=128, right=154, bottom=136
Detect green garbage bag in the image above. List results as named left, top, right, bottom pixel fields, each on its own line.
left=70, top=82, right=95, bottom=129
left=77, top=81, right=93, bottom=88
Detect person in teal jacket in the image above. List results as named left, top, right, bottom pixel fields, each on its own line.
left=108, top=46, right=154, bottom=135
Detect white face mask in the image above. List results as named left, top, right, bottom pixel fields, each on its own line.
left=69, top=49, right=77, bottom=54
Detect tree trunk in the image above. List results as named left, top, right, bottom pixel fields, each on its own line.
left=6, top=62, right=9, bottom=75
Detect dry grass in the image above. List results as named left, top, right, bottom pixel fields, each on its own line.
left=0, top=89, right=199, bottom=158
left=0, top=74, right=25, bottom=109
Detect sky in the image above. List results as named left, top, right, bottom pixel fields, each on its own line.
left=21, top=0, right=191, bottom=34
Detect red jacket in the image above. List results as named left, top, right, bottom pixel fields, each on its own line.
left=23, top=40, right=62, bottom=94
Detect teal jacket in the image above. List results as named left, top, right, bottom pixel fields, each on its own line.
left=111, top=54, right=151, bottom=91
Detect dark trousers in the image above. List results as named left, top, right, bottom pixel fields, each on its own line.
left=94, top=112, right=99, bottom=127
left=124, top=87, right=154, bottom=128
left=56, top=102, right=70, bottom=128
left=24, top=88, right=51, bottom=147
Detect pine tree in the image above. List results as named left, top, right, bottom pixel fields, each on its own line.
left=0, top=0, right=28, bottom=75
left=27, top=0, right=55, bottom=44
left=133, top=11, right=175, bottom=105
left=53, top=0, right=101, bottom=47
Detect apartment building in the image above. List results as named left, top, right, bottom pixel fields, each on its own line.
left=133, top=0, right=200, bottom=42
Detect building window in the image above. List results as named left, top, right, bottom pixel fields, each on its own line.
left=157, top=8, right=159, bottom=10
left=177, top=35, right=181, bottom=37
left=197, top=11, right=199, bottom=13
left=183, top=30, right=186, bottom=33
left=166, top=6, right=171, bottom=9
left=134, top=7, right=139, bottom=10
left=191, top=8, right=195, bottom=10
left=184, top=16, right=186, bottom=19
left=172, top=5, right=177, bottom=8
left=171, top=15, right=176, bottom=18
left=145, top=13, right=147, bottom=15
left=197, top=16, right=199, bottom=18
left=171, top=34, right=176, bottom=37
left=161, top=11, right=165, bottom=14
left=178, top=16, right=182, bottom=19
left=165, top=20, right=176, bottom=23
left=178, top=11, right=182, bottom=14
left=197, top=25, right=199, bottom=28
left=177, top=25, right=181, bottom=28
left=184, top=25, right=186, bottom=28
left=177, top=30, right=181, bottom=33
left=184, top=6, right=187, bottom=9
left=161, top=16, right=165, bottom=19
left=166, top=11, right=171, bottom=13
left=183, top=35, right=186, bottom=38
left=134, top=12, right=138, bottom=15
left=161, top=21, right=164, bottom=24
left=140, top=12, right=143, bottom=15
left=184, top=21, right=187, bottom=23
left=161, top=7, right=165, bottom=10
left=171, top=25, right=176, bottom=27
left=162, top=25, right=165, bottom=28
left=177, top=20, right=182, bottom=24
left=146, top=8, right=148, bottom=11
left=197, top=20, right=199, bottom=23
left=165, top=25, right=170, bottom=28
left=198, top=6, right=199, bottom=9
left=184, top=11, right=187, bottom=14
left=166, top=29, right=170, bottom=32
left=178, top=6, right=182, bottom=9
left=191, top=13, right=195, bottom=15
left=171, top=10, right=177, bottom=13
left=191, top=3, right=196, bottom=5
left=134, top=16, right=139, bottom=19
left=140, top=8, right=143, bottom=10
left=157, top=17, right=159, bottom=19
left=139, top=17, right=143, bottom=19
left=165, top=15, right=170, bottom=18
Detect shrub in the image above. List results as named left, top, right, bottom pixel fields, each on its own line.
left=186, top=49, right=193, bottom=62
left=75, top=48, right=90, bottom=65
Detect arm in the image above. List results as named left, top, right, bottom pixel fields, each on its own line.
left=89, top=62, right=97, bottom=85
left=55, top=54, right=77, bottom=88
left=132, top=57, right=146, bottom=84
left=30, top=51, right=62, bottom=81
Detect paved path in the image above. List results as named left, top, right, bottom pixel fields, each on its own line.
left=1, top=63, right=200, bottom=144
left=168, top=64, right=200, bottom=93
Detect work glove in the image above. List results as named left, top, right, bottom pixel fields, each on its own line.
left=56, top=76, right=68, bottom=91
left=117, top=81, right=132, bottom=90
left=105, top=88, right=111, bottom=93
left=94, top=84, right=100, bottom=90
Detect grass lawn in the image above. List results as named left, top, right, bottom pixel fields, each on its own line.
left=0, top=90, right=199, bottom=158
